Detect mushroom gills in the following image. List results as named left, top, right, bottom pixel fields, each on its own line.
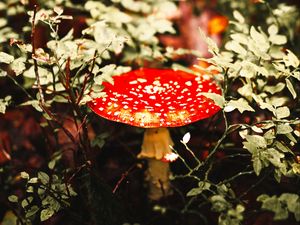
left=138, top=127, right=174, bottom=200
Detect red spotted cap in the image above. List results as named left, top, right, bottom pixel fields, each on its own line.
left=88, top=68, right=222, bottom=128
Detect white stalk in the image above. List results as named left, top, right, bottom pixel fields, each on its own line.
left=138, top=127, right=174, bottom=200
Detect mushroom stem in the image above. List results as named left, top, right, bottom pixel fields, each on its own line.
left=138, top=127, right=174, bottom=200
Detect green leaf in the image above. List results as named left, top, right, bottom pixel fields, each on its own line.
left=253, top=157, right=262, bottom=176
left=268, top=24, right=278, bottom=35
left=26, top=186, right=34, bottom=193
left=21, top=197, right=33, bottom=209
left=187, top=181, right=211, bottom=196
left=28, top=177, right=38, bottom=184
left=48, top=160, right=56, bottom=169
left=239, top=61, right=257, bottom=78
left=40, top=208, right=55, bottom=221
left=250, top=26, right=268, bottom=45
left=25, top=205, right=39, bottom=218
left=38, top=172, right=50, bottom=185
left=277, top=124, right=293, bottom=134
left=8, top=195, right=18, bottom=203
left=285, top=133, right=297, bottom=143
left=225, top=41, right=247, bottom=56
left=291, top=71, right=300, bottom=81
left=275, top=106, right=290, bottom=119
left=225, top=98, right=254, bottom=113
left=200, top=93, right=225, bottom=108
left=266, top=148, right=284, bottom=167
left=0, top=97, right=11, bottom=114
left=275, top=141, right=292, bottom=153
left=20, top=171, right=29, bottom=179
left=0, top=52, right=14, bottom=64
left=269, top=34, right=287, bottom=45
left=233, top=10, right=245, bottom=23
left=21, top=100, right=43, bottom=112
left=279, top=193, right=299, bottom=212
left=199, top=28, right=219, bottom=54
left=11, top=57, right=26, bottom=76
left=0, top=69, right=7, bottom=77
left=286, top=78, right=296, bottom=99
left=257, top=194, right=269, bottom=202
left=230, top=33, right=248, bottom=45
left=187, top=187, right=203, bottom=197
left=210, top=195, right=230, bottom=212
left=264, top=83, right=285, bottom=94
left=283, top=50, right=299, bottom=68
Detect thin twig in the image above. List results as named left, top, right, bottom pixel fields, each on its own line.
left=112, top=164, right=137, bottom=194
left=76, top=50, right=98, bottom=105
left=6, top=75, right=34, bottom=99
left=31, top=5, right=45, bottom=105
left=238, top=169, right=272, bottom=200
left=203, top=110, right=228, bottom=164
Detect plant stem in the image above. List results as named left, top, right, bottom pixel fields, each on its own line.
left=31, top=5, right=45, bottom=105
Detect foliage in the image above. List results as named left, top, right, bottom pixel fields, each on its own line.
left=8, top=171, right=76, bottom=223
left=257, top=193, right=300, bottom=221
left=0, top=0, right=299, bottom=225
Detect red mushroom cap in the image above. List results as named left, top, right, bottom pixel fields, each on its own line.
left=88, top=68, right=222, bottom=128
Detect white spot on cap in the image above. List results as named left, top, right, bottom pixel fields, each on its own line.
left=182, top=88, right=188, bottom=93
left=149, top=95, right=156, bottom=100
left=114, top=111, right=120, bottom=116
left=155, top=103, right=162, bottom=107
left=185, top=81, right=192, bottom=86
left=124, top=105, right=129, bottom=109
left=111, top=98, right=117, bottom=102
left=113, top=103, right=118, bottom=108
left=141, top=100, right=149, bottom=105
left=99, top=107, right=104, bottom=111
left=130, top=91, right=138, bottom=96
left=129, top=80, right=138, bottom=84
left=137, top=78, right=147, bottom=83
left=153, top=80, right=161, bottom=86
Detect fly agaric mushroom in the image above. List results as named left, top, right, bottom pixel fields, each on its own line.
left=88, top=68, right=221, bottom=200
